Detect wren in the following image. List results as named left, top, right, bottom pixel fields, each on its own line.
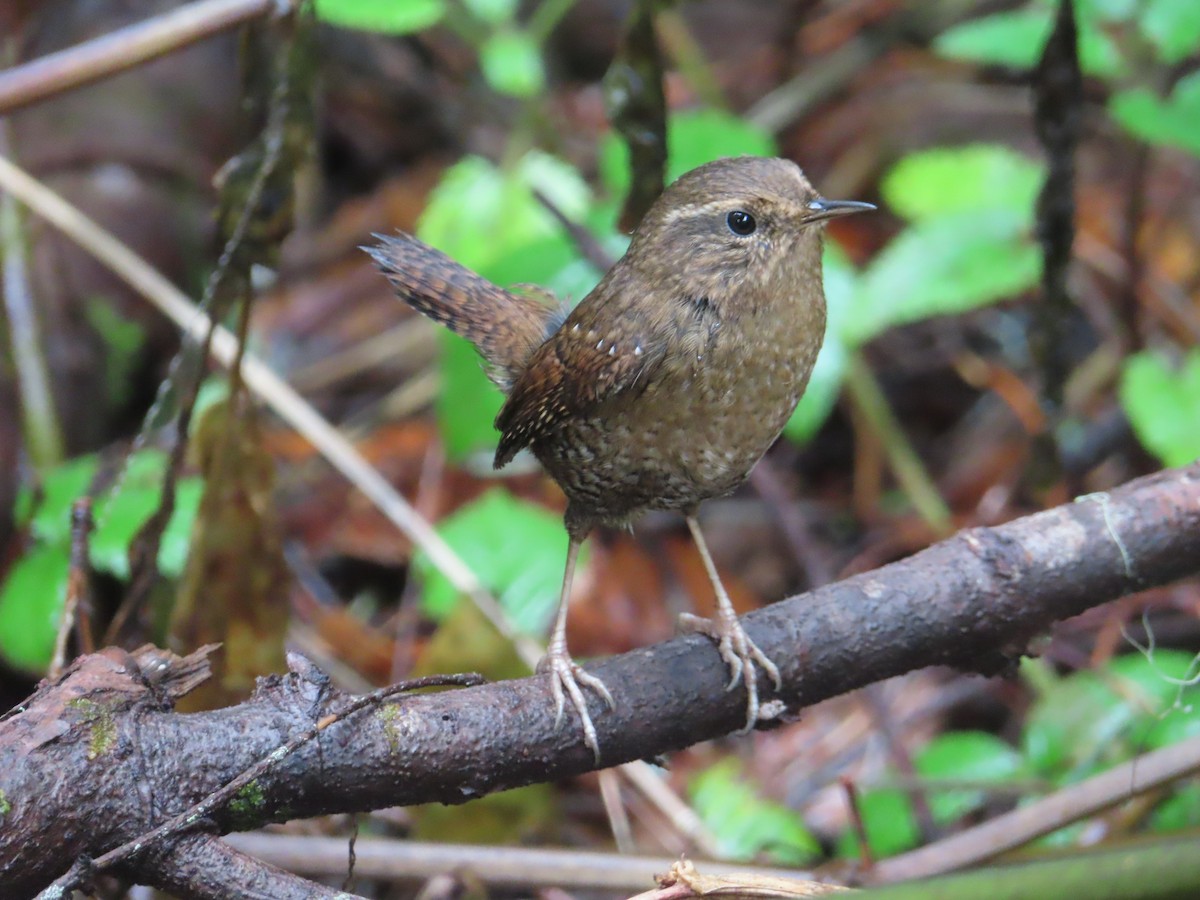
left=369, top=156, right=873, bottom=762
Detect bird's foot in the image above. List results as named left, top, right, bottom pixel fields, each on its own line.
left=679, top=610, right=782, bottom=732
left=537, top=649, right=615, bottom=764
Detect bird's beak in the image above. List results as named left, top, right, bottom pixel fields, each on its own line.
left=805, top=198, right=876, bottom=223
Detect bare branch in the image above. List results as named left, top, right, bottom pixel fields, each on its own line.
left=3, top=462, right=1199, bottom=896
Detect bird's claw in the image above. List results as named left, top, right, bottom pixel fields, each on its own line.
left=538, top=651, right=614, bottom=764
left=679, top=611, right=782, bottom=733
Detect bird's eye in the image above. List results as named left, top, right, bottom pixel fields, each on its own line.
left=726, top=210, right=757, bottom=236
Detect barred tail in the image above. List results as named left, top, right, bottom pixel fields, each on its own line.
left=366, top=232, right=558, bottom=391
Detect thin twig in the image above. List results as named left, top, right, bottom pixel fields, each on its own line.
left=0, top=124, right=64, bottom=468
left=868, top=731, right=1200, bottom=883
left=41, top=671, right=484, bottom=896
left=0, top=0, right=293, bottom=115
left=49, top=499, right=95, bottom=677
left=224, top=833, right=814, bottom=892
left=0, top=152, right=717, bottom=857
left=845, top=353, right=953, bottom=535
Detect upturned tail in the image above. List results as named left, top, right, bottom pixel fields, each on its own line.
left=366, top=232, right=559, bottom=392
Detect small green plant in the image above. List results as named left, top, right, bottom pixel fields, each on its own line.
left=411, top=488, right=582, bottom=634
left=0, top=449, right=203, bottom=672
left=1119, top=348, right=1200, bottom=466
left=935, top=0, right=1200, bottom=157
left=314, top=0, right=568, bottom=98
left=839, top=651, right=1200, bottom=860
left=786, top=143, right=1045, bottom=443
left=691, top=757, right=821, bottom=864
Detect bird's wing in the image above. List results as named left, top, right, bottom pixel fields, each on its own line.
left=493, top=302, right=668, bottom=467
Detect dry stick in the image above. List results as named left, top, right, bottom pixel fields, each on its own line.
left=223, top=833, right=816, bottom=893
left=0, top=0, right=293, bottom=115
left=143, top=832, right=362, bottom=900
left=0, top=125, right=64, bottom=467
left=867, top=731, right=1200, bottom=884
left=40, top=672, right=484, bottom=897
left=49, top=499, right=95, bottom=677
left=0, top=154, right=717, bottom=854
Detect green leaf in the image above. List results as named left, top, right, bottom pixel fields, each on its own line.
left=480, top=30, right=545, bottom=98
left=691, top=759, right=820, bottom=865
left=881, top=145, right=1043, bottom=224
left=417, top=153, right=592, bottom=458
left=412, top=489, right=578, bottom=635
left=1119, top=348, right=1200, bottom=466
left=418, top=153, right=590, bottom=277
left=1110, top=72, right=1200, bottom=157
left=1149, top=784, right=1200, bottom=832
left=25, top=455, right=99, bottom=545
left=783, top=244, right=855, bottom=443
left=313, top=0, right=445, bottom=34
left=435, top=331, right=506, bottom=461
left=1022, top=651, right=1200, bottom=778
left=1141, top=0, right=1200, bottom=64
left=599, top=109, right=777, bottom=200
left=915, top=731, right=1026, bottom=824
left=90, top=449, right=204, bottom=579
left=847, top=211, right=1040, bottom=346
left=837, top=787, right=919, bottom=860
left=84, top=297, right=147, bottom=409
left=463, top=0, right=517, bottom=25
left=0, top=543, right=69, bottom=673
left=933, top=7, right=1126, bottom=78
left=934, top=10, right=1053, bottom=69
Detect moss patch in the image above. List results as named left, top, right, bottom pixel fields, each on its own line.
left=68, top=697, right=117, bottom=759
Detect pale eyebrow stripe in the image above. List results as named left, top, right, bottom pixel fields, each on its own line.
left=658, top=198, right=740, bottom=226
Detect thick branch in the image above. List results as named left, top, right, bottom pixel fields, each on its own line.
left=3, top=463, right=1199, bottom=896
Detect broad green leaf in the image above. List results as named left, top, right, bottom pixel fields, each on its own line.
left=480, top=30, right=545, bottom=98
left=1119, top=348, right=1200, bottom=466
left=0, top=543, right=69, bottom=672
left=420, top=152, right=592, bottom=458
left=915, top=731, right=1026, bottom=824
left=418, top=153, right=590, bottom=278
left=24, top=455, right=99, bottom=544
left=413, top=489, right=578, bottom=635
left=1110, top=72, right=1200, bottom=157
left=881, top=145, right=1043, bottom=223
left=313, top=0, right=445, bottom=34
left=91, top=449, right=204, bottom=579
left=848, top=211, right=1040, bottom=346
left=691, top=759, right=820, bottom=865
left=418, top=153, right=591, bottom=458
left=435, top=331, right=506, bottom=461
left=933, top=8, right=1126, bottom=78
left=1141, top=0, right=1200, bottom=63
left=463, top=0, right=517, bottom=25
left=934, top=10, right=1053, bottom=69
left=599, top=109, right=777, bottom=200
left=1149, top=784, right=1200, bottom=832
left=783, top=244, right=855, bottom=443
left=1023, top=651, right=1200, bottom=778
left=837, top=787, right=919, bottom=860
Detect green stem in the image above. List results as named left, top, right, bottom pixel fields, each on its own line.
left=846, top=352, right=952, bottom=535
left=0, top=123, right=65, bottom=469
left=861, top=833, right=1200, bottom=899
left=527, top=0, right=577, bottom=44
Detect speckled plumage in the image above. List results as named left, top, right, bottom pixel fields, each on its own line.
left=371, top=156, right=872, bottom=762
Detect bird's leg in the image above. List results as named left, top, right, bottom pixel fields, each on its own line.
left=679, top=514, right=782, bottom=732
left=537, top=534, right=615, bottom=763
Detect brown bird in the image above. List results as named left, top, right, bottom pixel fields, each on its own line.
left=369, top=156, right=873, bottom=762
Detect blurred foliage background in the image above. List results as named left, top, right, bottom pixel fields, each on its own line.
left=2, top=0, right=1200, bottom=889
